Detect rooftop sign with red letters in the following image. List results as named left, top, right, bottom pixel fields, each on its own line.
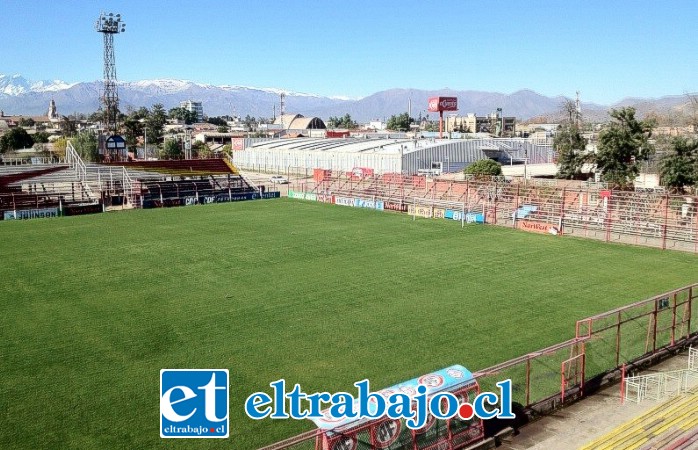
left=427, top=97, right=458, bottom=112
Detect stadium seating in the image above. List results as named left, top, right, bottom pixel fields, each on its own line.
left=579, top=385, right=698, bottom=450
left=0, top=163, right=98, bottom=216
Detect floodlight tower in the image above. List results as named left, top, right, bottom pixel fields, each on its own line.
left=95, top=12, right=126, bottom=139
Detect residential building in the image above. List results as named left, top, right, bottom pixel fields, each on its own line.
left=180, top=100, right=204, bottom=122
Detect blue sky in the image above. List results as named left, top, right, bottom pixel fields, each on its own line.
left=1, top=0, right=696, bottom=104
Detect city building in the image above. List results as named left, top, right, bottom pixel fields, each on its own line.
left=444, top=113, right=516, bottom=135
left=180, top=100, right=204, bottom=122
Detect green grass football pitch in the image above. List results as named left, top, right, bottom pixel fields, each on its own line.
left=1, top=198, right=696, bottom=449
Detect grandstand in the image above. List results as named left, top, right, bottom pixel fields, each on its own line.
left=0, top=141, right=276, bottom=220
left=0, top=162, right=98, bottom=219
left=580, top=386, right=698, bottom=449
left=297, top=172, right=698, bottom=253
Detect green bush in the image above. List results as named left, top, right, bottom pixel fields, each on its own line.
left=464, top=159, right=503, bottom=176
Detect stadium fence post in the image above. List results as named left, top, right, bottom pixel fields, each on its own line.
left=525, top=358, right=531, bottom=406
left=560, top=188, right=566, bottom=235
left=616, top=311, right=622, bottom=366
left=620, top=363, right=626, bottom=404
left=513, top=184, right=520, bottom=229
left=605, top=192, right=612, bottom=243
left=561, top=360, right=566, bottom=403
left=662, top=194, right=669, bottom=250
left=671, top=292, right=677, bottom=346
left=694, top=208, right=698, bottom=253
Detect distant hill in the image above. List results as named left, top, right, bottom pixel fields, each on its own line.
left=0, top=73, right=693, bottom=123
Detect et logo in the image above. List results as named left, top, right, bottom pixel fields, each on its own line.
left=160, top=369, right=229, bottom=438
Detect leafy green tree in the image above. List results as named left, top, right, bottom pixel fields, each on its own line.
left=217, top=125, right=229, bottom=133
left=243, top=115, right=256, bottom=131
left=121, top=107, right=151, bottom=151
left=464, top=159, right=503, bottom=177
left=122, top=115, right=144, bottom=150
left=659, top=137, right=698, bottom=193
left=220, top=144, right=232, bottom=156
left=60, top=116, right=77, bottom=137
left=71, top=130, right=99, bottom=162
left=52, top=137, right=67, bottom=160
left=161, top=138, right=182, bottom=159
left=554, top=124, right=589, bottom=179
left=19, top=117, right=35, bottom=127
left=146, top=104, right=167, bottom=144
left=33, top=131, right=51, bottom=144
left=207, top=116, right=227, bottom=127
left=327, top=114, right=357, bottom=129
left=169, top=107, right=197, bottom=125
left=386, top=113, right=412, bottom=131
left=192, top=141, right=212, bottom=159
left=596, top=107, right=655, bottom=189
left=0, top=127, right=34, bottom=153
left=88, top=110, right=104, bottom=123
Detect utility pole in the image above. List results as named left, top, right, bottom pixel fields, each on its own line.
left=279, top=92, right=286, bottom=139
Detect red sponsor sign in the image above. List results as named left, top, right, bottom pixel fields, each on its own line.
left=384, top=201, right=407, bottom=212
left=317, top=194, right=335, bottom=204
left=518, top=220, right=560, bottom=235
left=427, top=96, right=458, bottom=112
left=232, top=138, right=245, bottom=151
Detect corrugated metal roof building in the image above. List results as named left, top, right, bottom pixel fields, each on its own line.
left=231, top=137, right=553, bottom=175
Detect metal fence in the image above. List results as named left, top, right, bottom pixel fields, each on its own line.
left=258, top=276, right=696, bottom=449
left=295, top=175, right=698, bottom=253
left=624, top=368, right=698, bottom=403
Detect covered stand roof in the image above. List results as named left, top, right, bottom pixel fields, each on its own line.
left=0, top=166, right=69, bottom=192
left=102, top=158, right=240, bottom=176
left=274, top=114, right=326, bottom=130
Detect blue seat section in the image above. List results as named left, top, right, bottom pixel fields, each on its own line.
left=513, top=204, right=538, bottom=219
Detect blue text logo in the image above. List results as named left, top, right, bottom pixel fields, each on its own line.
left=244, top=378, right=514, bottom=429
left=160, top=369, right=229, bottom=438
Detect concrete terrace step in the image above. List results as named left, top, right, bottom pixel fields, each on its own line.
left=579, top=387, right=698, bottom=450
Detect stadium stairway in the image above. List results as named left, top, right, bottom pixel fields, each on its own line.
left=578, top=385, right=698, bottom=450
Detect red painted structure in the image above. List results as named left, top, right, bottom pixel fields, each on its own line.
left=102, top=158, right=239, bottom=176
left=313, top=169, right=332, bottom=183
left=428, top=97, right=458, bottom=138
left=326, top=130, right=351, bottom=138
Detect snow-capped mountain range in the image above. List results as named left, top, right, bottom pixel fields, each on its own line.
left=0, top=73, right=693, bottom=123
left=0, top=74, right=78, bottom=95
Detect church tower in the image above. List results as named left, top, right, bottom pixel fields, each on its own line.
left=48, top=99, right=58, bottom=120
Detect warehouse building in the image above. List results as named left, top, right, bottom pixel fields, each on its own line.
left=231, top=137, right=554, bottom=175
